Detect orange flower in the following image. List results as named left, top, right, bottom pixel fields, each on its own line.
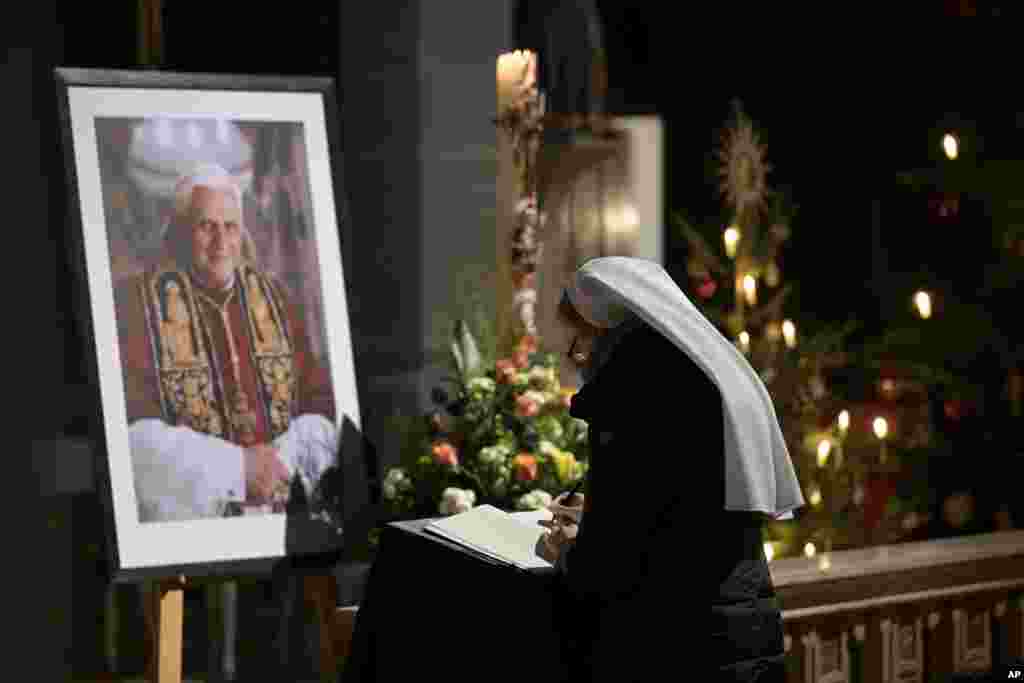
left=512, top=454, right=538, bottom=482
left=513, top=350, right=530, bottom=369
left=512, top=272, right=536, bottom=290
left=517, top=334, right=538, bottom=355
left=431, top=441, right=459, bottom=467
left=515, top=394, right=540, bottom=418
left=495, top=359, right=518, bottom=383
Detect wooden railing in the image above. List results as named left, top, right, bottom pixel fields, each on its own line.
left=771, top=530, right=1024, bottom=682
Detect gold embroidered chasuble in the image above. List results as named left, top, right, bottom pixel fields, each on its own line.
left=116, top=260, right=335, bottom=448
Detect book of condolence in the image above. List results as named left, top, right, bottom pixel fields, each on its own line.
left=424, top=505, right=556, bottom=570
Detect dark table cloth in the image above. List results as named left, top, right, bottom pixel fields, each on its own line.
left=343, top=518, right=573, bottom=682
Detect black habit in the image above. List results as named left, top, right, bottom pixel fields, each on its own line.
left=559, top=320, right=787, bottom=681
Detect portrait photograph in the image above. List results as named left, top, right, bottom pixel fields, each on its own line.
left=57, top=69, right=361, bottom=579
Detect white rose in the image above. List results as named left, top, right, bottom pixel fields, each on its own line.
left=439, top=487, right=477, bottom=516
left=385, top=468, right=408, bottom=485
left=523, top=390, right=547, bottom=406
left=516, top=490, right=553, bottom=511
left=529, top=366, right=556, bottom=389
left=469, top=377, right=496, bottom=393
left=537, top=440, right=559, bottom=457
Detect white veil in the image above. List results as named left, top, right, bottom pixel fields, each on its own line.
left=566, top=256, right=804, bottom=520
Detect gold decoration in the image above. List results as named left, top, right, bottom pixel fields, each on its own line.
left=717, top=101, right=770, bottom=214
left=247, top=270, right=282, bottom=352
left=142, top=264, right=299, bottom=442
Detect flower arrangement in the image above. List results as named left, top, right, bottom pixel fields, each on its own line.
left=383, top=322, right=589, bottom=519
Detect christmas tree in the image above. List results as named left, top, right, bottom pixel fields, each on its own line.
left=675, top=100, right=941, bottom=560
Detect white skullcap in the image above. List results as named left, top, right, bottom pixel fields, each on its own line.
left=173, top=162, right=243, bottom=219
left=564, top=256, right=805, bottom=519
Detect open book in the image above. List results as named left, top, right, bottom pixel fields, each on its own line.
left=424, top=505, right=555, bottom=570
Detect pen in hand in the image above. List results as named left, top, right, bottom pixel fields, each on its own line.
left=556, top=478, right=584, bottom=519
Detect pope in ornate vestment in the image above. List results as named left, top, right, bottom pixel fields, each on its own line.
left=114, top=164, right=339, bottom=523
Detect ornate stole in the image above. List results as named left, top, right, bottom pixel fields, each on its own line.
left=138, top=263, right=298, bottom=444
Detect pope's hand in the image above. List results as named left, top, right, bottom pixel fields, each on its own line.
left=547, top=492, right=585, bottom=525
left=536, top=519, right=578, bottom=563
left=244, top=443, right=289, bottom=502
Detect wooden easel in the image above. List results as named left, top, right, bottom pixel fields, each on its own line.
left=141, top=572, right=341, bottom=683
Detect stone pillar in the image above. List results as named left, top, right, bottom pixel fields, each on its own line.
left=340, top=0, right=513, bottom=468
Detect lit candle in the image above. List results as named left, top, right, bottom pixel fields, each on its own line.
left=804, top=541, right=817, bottom=558
left=497, top=50, right=535, bottom=112
left=873, top=416, right=889, bottom=464
left=817, top=440, right=832, bottom=468
left=742, top=274, right=757, bottom=306
left=838, top=409, right=850, bottom=435
left=724, top=226, right=741, bottom=259
left=914, top=290, right=932, bottom=319
left=738, top=330, right=750, bottom=354
left=943, top=133, right=958, bottom=160
left=835, top=410, right=848, bottom=470
left=809, top=486, right=822, bottom=507
left=782, top=319, right=796, bottom=348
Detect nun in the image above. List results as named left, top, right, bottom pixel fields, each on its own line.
left=537, top=256, right=804, bottom=681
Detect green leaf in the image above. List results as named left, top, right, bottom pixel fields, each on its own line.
left=453, top=319, right=483, bottom=380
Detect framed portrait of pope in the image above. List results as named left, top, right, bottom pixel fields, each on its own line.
left=56, top=68, right=364, bottom=581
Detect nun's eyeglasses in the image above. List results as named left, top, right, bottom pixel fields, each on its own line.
left=568, top=337, right=587, bottom=364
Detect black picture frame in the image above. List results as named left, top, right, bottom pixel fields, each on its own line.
left=55, top=67, right=367, bottom=582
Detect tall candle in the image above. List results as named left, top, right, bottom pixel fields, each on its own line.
left=742, top=274, right=757, bottom=306
left=497, top=50, right=535, bottom=112
left=873, top=417, right=888, bottom=464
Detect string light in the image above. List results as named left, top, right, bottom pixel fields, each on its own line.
left=738, top=331, right=750, bottom=354
left=742, top=274, right=757, bottom=306
left=914, top=291, right=932, bottom=319
left=874, top=416, right=889, bottom=464
left=817, top=440, right=832, bottom=468
left=943, top=133, right=958, bottom=160
left=724, top=226, right=741, bottom=259
left=838, top=410, right=850, bottom=434
left=804, top=542, right=817, bottom=558
left=782, top=320, right=796, bottom=348
left=809, top=487, right=823, bottom=507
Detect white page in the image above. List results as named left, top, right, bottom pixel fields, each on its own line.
left=423, top=525, right=518, bottom=566
left=508, top=508, right=553, bottom=528
left=426, top=505, right=553, bottom=570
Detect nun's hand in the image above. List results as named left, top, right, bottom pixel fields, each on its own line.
left=547, top=492, right=585, bottom=525
left=535, top=519, right=578, bottom=564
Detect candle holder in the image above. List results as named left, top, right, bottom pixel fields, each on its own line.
left=496, top=51, right=547, bottom=346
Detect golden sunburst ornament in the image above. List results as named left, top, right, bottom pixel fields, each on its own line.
left=717, top=101, right=770, bottom=214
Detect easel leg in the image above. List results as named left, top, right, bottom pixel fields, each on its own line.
left=204, top=582, right=230, bottom=683
left=304, top=574, right=340, bottom=683
left=204, top=580, right=238, bottom=682
left=104, top=582, right=119, bottom=675
left=146, top=576, right=186, bottom=683
left=222, top=581, right=238, bottom=681
left=274, top=571, right=300, bottom=675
